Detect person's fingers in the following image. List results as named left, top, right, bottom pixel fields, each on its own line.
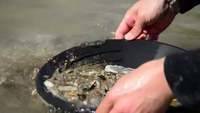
left=109, top=102, right=124, bottom=113
left=109, top=107, right=121, bottom=113
left=115, top=19, right=132, bottom=39
left=142, top=30, right=148, bottom=34
left=137, top=30, right=148, bottom=39
left=124, top=18, right=144, bottom=40
left=137, top=33, right=147, bottom=39
left=96, top=95, right=114, bottom=113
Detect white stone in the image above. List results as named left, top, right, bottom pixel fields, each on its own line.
left=44, top=80, right=54, bottom=88
left=58, top=86, right=77, bottom=91
left=104, top=65, right=133, bottom=74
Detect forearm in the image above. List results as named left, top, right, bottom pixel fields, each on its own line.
left=164, top=49, right=200, bottom=108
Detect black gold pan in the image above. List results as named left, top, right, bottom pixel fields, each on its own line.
left=36, top=39, right=195, bottom=113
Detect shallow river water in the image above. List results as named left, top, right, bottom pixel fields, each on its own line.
left=0, top=0, right=199, bottom=113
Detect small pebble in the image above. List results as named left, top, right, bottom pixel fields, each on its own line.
left=31, top=89, right=37, bottom=96
left=0, top=76, right=7, bottom=85
left=58, top=86, right=77, bottom=91
left=32, top=68, right=39, bottom=80
left=44, top=80, right=55, bottom=88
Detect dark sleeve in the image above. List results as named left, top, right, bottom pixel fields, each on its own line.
left=178, top=0, right=200, bottom=13
left=164, top=49, right=200, bottom=108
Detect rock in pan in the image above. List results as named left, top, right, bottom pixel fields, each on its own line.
left=44, top=80, right=55, bottom=88
left=104, top=65, right=133, bottom=74
left=58, top=86, right=77, bottom=91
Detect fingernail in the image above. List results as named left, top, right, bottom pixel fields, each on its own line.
left=125, top=33, right=134, bottom=40
left=115, top=33, right=124, bottom=40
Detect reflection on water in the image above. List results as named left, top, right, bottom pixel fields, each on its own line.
left=0, top=0, right=199, bottom=113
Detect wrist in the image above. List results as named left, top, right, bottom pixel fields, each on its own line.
left=145, top=58, right=174, bottom=101
left=159, top=58, right=174, bottom=101
left=166, top=0, right=180, bottom=14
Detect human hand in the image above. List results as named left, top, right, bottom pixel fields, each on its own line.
left=115, top=0, right=177, bottom=40
left=96, top=58, right=173, bottom=113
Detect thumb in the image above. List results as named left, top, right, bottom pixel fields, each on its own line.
left=125, top=19, right=144, bottom=40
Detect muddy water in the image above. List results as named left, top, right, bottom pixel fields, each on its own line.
left=0, top=0, right=199, bottom=113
